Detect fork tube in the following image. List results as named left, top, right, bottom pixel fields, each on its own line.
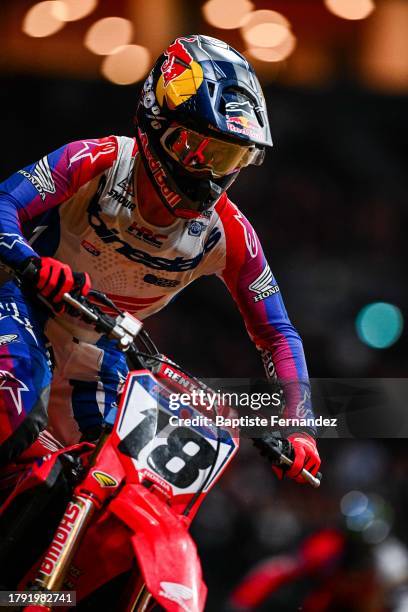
left=130, top=585, right=153, bottom=612
left=33, top=495, right=96, bottom=592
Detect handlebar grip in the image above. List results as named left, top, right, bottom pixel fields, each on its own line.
left=19, top=258, right=40, bottom=282
left=279, top=451, right=322, bottom=488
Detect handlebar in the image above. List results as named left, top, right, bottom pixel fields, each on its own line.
left=17, top=260, right=322, bottom=489
left=253, top=434, right=322, bottom=488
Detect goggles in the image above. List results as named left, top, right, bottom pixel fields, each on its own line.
left=161, top=126, right=265, bottom=178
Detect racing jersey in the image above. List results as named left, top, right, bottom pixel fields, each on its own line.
left=0, top=135, right=314, bottom=431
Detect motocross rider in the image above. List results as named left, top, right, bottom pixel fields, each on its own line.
left=0, top=35, right=320, bottom=483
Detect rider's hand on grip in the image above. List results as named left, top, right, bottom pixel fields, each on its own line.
left=273, top=432, right=321, bottom=484
left=24, top=256, right=91, bottom=312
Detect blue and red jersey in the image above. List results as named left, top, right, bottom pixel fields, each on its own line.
left=0, top=135, right=315, bottom=432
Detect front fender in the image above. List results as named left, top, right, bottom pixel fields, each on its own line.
left=110, top=483, right=207, bottom=612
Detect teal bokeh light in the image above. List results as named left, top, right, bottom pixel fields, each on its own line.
left=356, top=302, right=404, bottom=349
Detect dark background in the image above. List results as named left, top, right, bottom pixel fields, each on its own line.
left=1, top=1, right=408, bottom=609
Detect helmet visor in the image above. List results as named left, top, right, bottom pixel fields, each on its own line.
left=161, top=126, right=265, bottom=178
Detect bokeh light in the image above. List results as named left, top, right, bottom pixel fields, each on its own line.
left=22, top=1, right=65, bottom=38
left=362, top=518, right=391, bottom=544
left=356, top=302, right=403, bottom=349
left=241, top=10, right=290, bottom=48
left=202, top=0, right=254, bottom=30
left=325, top=0, right=375, bottom=21
left=51, top=0, right=98, bottom=22
left=248, top=33, right=297, bottom=62
left=101, top=45, right=150, bottom=85
left=340, top=490, right=369, bottom=516
left=84, top=18, right=133, bottom=56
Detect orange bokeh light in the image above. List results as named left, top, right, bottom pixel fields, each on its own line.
left=85, top=18, right=133, bottom=56
left=325, top=0, right=375, bottom=20
left=202, top=0, right=254, bottom=30
left=22, top=2, right=65, bottom=38
left=241, top=10, right=291, bottom=49
left=101, top=45, right=151, bottom=85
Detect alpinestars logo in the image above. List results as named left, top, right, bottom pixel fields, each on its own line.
left=0, top=334, right=18, bottom=345
left=248, top=265, right=280, bottom=303
left=0, top=370, right=28, bottom=415
left=69, top=140, right=117, bottom=165
left=233, top=209, right=258, bottom=258
left=18, top=156, right=56, bottom=201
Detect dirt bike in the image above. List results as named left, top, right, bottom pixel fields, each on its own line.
left=0, top=268, right=321, bottom=612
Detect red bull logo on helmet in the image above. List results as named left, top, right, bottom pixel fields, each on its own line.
left=226, top=115, right=262, bottom=139
left=156, top=37, right=204, bottom=110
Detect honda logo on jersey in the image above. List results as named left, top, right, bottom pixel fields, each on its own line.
left=18, top=156, right=56, bottom=201
left=248, top=264, right=280, bottom=303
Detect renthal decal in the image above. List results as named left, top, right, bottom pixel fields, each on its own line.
left=88, top=196, right=221, bottom=271
left=138, top=130, right=181, bottom=207
left=248, top=264, right=280, bottom=302
left=0, top=370, right=28, bottom=415
left=0, top=233, right=34, bottom=252
left=39, top=501, right=82, bottom=577
left=18, top=156, right=56, bottom=201
left=0, top=334, right=18, bottom=345
left=92, top=470, right=118, bottom=488
left=159, top=582, right=193, bottom=612
left=233, top=210, right=258, bottom=258
left=69, top=140, right=117, bottom=165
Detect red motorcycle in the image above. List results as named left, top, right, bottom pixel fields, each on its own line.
left=0, top=284, right=320, bottom=612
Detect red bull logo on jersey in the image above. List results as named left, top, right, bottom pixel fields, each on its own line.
left=156, top=37, right=204, bottom=109
left=138, top=129, right=181, bottom=208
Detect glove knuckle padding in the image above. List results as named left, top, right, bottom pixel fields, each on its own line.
left=34, top=257, right=90, bottom=306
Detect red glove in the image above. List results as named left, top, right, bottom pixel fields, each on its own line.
left=273, top=432, right=320, bottom=484
left=35, top=257, right=91, bottom=308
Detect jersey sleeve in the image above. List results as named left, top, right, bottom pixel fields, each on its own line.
left=215, top=197, right=316, bottom=436
left=0, top=137, right=118, bottom=269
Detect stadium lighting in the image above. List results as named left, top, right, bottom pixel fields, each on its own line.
left=84, top=18, right=133, bottom=56
left=324, top=0, right=375, bottom=21
left=356, top=302, right=403, bottom=349
left=22, top=1, right=65, bottom=38
left=241, top=10, right=291, bottom=48
left=101, top=45, right=151, bottom=85
left=51, top=0, right=98, bottom=22
left=202, top=0, right=254, bottom=30
left=248, top=33, right=297, bottom=62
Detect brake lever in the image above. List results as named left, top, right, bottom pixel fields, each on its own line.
left=253, top=434, right=322, bottom=489
left=278, top=449, right=322, bottom=488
